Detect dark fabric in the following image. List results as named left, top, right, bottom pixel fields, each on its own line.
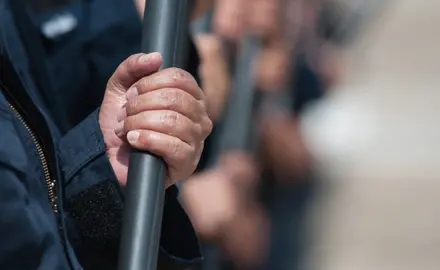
left=30, top=0, right=200, bottom=134
left=0, top=0, right=202, bottom=269
left=30, top=0, right=142, bottom=133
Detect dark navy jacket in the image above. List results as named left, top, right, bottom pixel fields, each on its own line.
left=0, top=0, right=201, bottom=269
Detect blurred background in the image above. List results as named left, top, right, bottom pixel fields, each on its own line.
left=19, top=0, right=440, bottom=269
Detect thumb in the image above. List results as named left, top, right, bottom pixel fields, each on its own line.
left=134, top=0, right=145, bottom=19
left=107, top=52, right=163, bottom=95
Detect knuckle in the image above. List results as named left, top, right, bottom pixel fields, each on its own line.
left=202, top=117, right=213, bottom=137
left=167, top=68, right=197, bottom=87
left=161, top=111, right=179, bottom=129
left=136, top=132, right=148, bottom=146
left=126, top=98, right=142, bottom=115
left=168, top=67, right=187, bottom=82
left=128, top=54, right=141, bottom=68
left=160, top=89, right=182, bottom=108
left=194, top=124, right=204, bottom=140
left=118, top=54, right=141, bottom=81
left=123, top=117, right=134, bottom=132
left=169, top=140, right=184, bottom=162
left=139, top=76, right=153, bottom=91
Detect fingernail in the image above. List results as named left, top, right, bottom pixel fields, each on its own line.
left=139, top=52, right=160, bottom=63
left=139, top=54, right=151, bottom=63
left=127, top=131, right=140, bottom=143
left=126, top=86, right=138, bottom=100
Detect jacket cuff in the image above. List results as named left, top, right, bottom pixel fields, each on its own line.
left=57, top=108, right=202, bottom=269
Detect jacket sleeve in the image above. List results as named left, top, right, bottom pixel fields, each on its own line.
left=57, top=108, right=202, bottom=270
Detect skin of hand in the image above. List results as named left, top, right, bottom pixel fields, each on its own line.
left=180, top=152, right=268, bottom=267
left=220, top=204, right=270, bottom=269
left=180, top=152, right=258, bottom=238
left=99, top=52, right=213, bottom=188
left=260, top=115, right=312, bottom=180
left=214, top=0, right=298, bottom=90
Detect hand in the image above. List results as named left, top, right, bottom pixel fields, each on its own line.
left=99, top=53, right=213, bottom=187
left=261, top=115, right=311, bottom=180
left=180, top=152, right=258, bottom=238
left=221, top=205, right=269, bottom=269
left=181, top=160, right=268, bottom=268
left=214, top=0, right=301, bottom=90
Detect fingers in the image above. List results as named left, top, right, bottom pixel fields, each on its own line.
left=133, top=0, right=145, bottom=18
left=107, top=53, right=163, bottom=94
left=247, top=0, right=280, bottom=36
left=125, top=88, right=206, bottom=122
left=133, top=67, right=204, bottom=101
left=214, top=0, right=280, bottom=39
left=220, top=152, right=257, bottom=179
left=212, top=0, right=295, bottom=92
left=126, top=130, right=197, bottom=172
left=218, top=152, right=259, bottom=194
left=221, top=206, right=269, bottom=268
left=116, top=62, right=212, bottom=183
left=192, top=0, right=214, bottom=20
left=181, top=170, right=239, bottom=238
left=122, top=86, right=213, bottom=141
left=123, top=110, right=202, bottom=144
left=214, top=0, right=246, bottom=39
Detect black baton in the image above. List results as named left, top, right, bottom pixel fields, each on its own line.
left=118, top=1, right=192, bottom=270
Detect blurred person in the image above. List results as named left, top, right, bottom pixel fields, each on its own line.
left=300, top=1, right=440, bottom=269
left=137, top=1, right=328, bottom=269
left=254, top=1, right=364, bottom=268
left=182, top=2, right=331, bottom=269
left=258, top=55, right=325, bottom=270
left=1, top=0, right=214, bottom=269
left=182, top=31, right=269, bottom=270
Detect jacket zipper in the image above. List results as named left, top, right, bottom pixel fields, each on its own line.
left=1, top=63, right=73, bottom=268
left=8, top=102, right=58, bottom=213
